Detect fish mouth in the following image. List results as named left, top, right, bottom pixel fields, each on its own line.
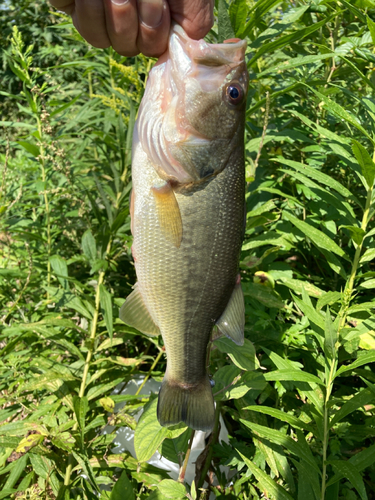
left=167, top=23, right=248, bottom=94
left=171, top=23, right=247, bottom=67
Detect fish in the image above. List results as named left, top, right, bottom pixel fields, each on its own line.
left=120, top=24, right=249, bottom=432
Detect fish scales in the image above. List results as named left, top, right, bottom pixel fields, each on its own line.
left=121, top=24, right=249, bottom=431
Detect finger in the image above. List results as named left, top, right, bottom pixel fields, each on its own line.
left=73, top=0, right=111, bottom=49
left=49, top=0, right=75, bottom=15
left=103, top=0, right=139, bottom=57
left=169, top=0, right=214, bottom=40
left=136, top=0, right=170, bottom=57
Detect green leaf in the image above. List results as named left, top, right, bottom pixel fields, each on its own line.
left=20, top=371, right=75, bottom=393
left=317, top=291, right=342, bottom=311
left=242, top=282, right=285, bottom=308
left=213, top=366, right=260, bottom=401
left=0, top=421, right=47, bottom=436
left=72, top=450, right=100, bottom=493
left=327, top=444, right=375, bottom=487
left=73, top=396, right=88, bottom=432
left=50, top=94, right=81, bottom=117
left=218, top=0, right=235, bottom=42
left=15, top=433, right=43, bottom=453
left=340, top=225, right=365, bottom=245
left=237, top=450, right=294, bottom=500
left=0, top=491, right=17, bottom=500
left=352, top=140, right=375, bottom=188
left=100, top=396, right=115, bottom=413
left=110, top=471, right=135, bottom=500
left=263, top=369, right=323, bottom=386
left=242, top=231, right=294, bottom=252
left=359, top=278, right=375, bottom=289
left=51, top=432, right=75, bottom=451
left=134, top=398, right=186, bottom=462
left=324, top=307, right=337, bottom=361
left=160, top=428, right=190, bottom=464
left=247, top=199, right=276, bottom=218
left=214, top=337, right=259, bottom=371
left=241, top=0, right=280, bottom=38
left=340, top=0, right=365, bottom=21
left=278, top=278, right=325, bottom=298
left=327, top=461, right=368, bottom=500
left=292, top=290, right=325, bottom=330
left=338, top=54, right=375, bottom=94
left=82, top=229, right=97, bottom=262
left=50, top=254, right=69, bottom=289
left=28, top=454, right=52, bottom=481
left=367, top=15, right=375, bottom=45
left=290, top=109, right=351, bottom=145
left=240, top=421, right=321, bottom=474
left=248, top=13, right=336, bottom=66
left=347, top=302, right=375, bottom=314
left=330, top=389, right=373, bottom=427
left=259, top=53, right=334, bottom=77
left=190, top=480, right=197, bottom=500
left=17, top=140, right=40, bottom=157
left=244, top=406, right=313, bottom=432
left=229, top=0, right=247, bottom=37
left=86, top=377, right=125, bottom=401
left=0, top=436, right=21, bottom=448
left=292, top=458, right=321, bottom=500
left=284, top=212, right=348, bottom=259
left=4, top=455, right=29, bottom=489
left=360, top=247, right=375, bottom=264
left=99, top=284, right=113, bottom=341
left=146, top=491, right=166, bottom=500
left=0, top=120, right=35, bottom=129
left=157, top=479, right=186, bottom=499
left=335, top=352, right=375, bottom=378
left=307, top=87, right=373, bottom=143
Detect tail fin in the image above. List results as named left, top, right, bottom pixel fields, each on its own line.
left=157, top=375, right=215, bottom=432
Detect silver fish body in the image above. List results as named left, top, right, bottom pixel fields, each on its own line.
left=121, top=25, right=248, bottom=431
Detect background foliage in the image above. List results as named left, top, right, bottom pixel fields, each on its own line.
left=1, top=0, right=375, bottom=499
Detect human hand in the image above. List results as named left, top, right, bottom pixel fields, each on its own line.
left=49, top=0, right=214, bottom=57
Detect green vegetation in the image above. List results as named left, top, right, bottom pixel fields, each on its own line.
left=1, top=0, right=375, bottom=498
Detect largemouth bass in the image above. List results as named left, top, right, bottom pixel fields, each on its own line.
left=120, top=24, right=248, bottom=432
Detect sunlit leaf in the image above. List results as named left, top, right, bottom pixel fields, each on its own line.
left=110, top=471, right=135, bottom=500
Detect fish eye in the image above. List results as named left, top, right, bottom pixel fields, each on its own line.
left=225, top=82, right=244, bottom=106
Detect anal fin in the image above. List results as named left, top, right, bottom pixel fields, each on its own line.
left=119, top=283, right=160, bottom=337
left=151, top=181, right=182, bottom=248
left=216, top=277, right=245, bottom=346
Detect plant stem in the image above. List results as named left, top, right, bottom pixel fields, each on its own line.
left=36, top=113, right=51, bottom=299
left=321, top=174, right=374, bottom=499
left=178, top=429, right=195, bottom=483
left=63, top=240, right=112, bottom=487
left=338, top=184, right=373, bottom=332
left=135, top=348, right=164, bottom=396
left=197, top=402, right=221, bottom=495
left=321, top=358, right=336, bottom=500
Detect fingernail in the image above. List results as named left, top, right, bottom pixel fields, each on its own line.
left=111, top=0, right=129, bottom=5
left=138, top=0, right=163, bottom=28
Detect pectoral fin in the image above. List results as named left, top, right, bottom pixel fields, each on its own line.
left=119, top=283, right=160, bottom=337
left=216, top=278, right=245, bottom=346
left=151, top=181, right=182, bottom=248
